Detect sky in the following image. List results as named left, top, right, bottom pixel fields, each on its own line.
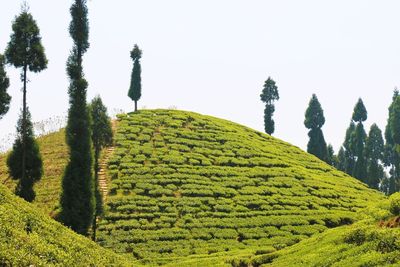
left=1, top=0, right=400, bottom=153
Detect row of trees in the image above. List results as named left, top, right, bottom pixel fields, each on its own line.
left=2, top=1, right=115, bottom=238
left=259, top=77, right=400, bottom=195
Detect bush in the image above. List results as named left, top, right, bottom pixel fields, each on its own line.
left=389, top=193, right=400, bottom=216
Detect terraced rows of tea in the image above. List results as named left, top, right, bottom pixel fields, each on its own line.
left=97, top=109, right=384, bottom=263
left=0, top=183, right=131, bottom=266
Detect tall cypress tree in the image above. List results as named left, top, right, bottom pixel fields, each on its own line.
left=337, top=146, right=346, bottom=172
left=89, top=96, right=113, bottom=241
left=365, top=123, right=384, bottom=190
left=59, top=0, right=94, bottom=236
left=0, top=54, right=11, bottom=119
left=260, top=77, right=279, bottom=135
left=7, top=109, right=43, bottom=202
left=384, top=89, right=400, bottom=194
left=342, top=121, right=356, bottom=175
left=5, top=6, right=47, bottom=186
left=128, top=44, right=142, bottom=112
left=304, top=94, right=327, bottom=161
left=351, top=98, right=368, bottom=182
left=326, top=144, right=338, bottom=168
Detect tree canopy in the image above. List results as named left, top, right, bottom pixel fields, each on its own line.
left=128, top=44, right=142, bottom=112
left=0, top=54, right=11, bottom=119
left=304, top=94, right=327, bottom=161
left=7, top=109, right=43, bottom=202
left=260, top=77, right=279, bottom=135
left=60, top=0, right=94, bottom=236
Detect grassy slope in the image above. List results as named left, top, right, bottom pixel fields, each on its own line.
left=263, top=200, right=400, bottom=267
left=0, top=130, right=67, bottom=215
left=0, top=183, right=132, bottom=266
left=97, top=109, right=385, bottom=265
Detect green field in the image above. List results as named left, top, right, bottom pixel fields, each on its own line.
left=0, top=109, right=393, bottom=266
left=0, top=182, right=131, bottom=266
left=96, top=109, right=384, bottom=265
left=263, top=198, right=400, bottom=267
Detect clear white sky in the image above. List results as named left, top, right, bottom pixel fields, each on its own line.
left=1, top=1, right=400, bottom=152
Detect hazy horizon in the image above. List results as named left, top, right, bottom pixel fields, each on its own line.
left=1, top=0, right=399, bottom=153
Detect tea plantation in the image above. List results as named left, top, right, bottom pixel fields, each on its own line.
left=0, top=183, right=132, bottom=266
left=0, top=130, right=68, bottom=215
left=96, top=109, right=384, bottom=265
left=260, top=197, right=400, bottom=267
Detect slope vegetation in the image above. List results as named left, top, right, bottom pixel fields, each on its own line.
left=0, top=130, right=67, bottom=215
left=262, top=199, right=400, bottom=267
left=0, top=183, right=131, bottom=266
left=97, top=109, right=384, bottom=264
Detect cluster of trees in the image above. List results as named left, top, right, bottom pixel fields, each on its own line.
left=306, top=94, right=398, bottom=195
left=1, top=1, right=123, bottom=238
left=260, top=77, right=400, bottom=195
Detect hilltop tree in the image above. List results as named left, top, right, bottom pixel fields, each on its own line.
left=89, top=96, right=113, bottom=241
left=128, top=44, right=142, bottom=112
left=7, top=109, right=43, bottom=202
left=304, top=94, right=327, bottom=161
left=386, top=94, right=400, bottom=194
left=5, top=6, right=47, bottom=186
left=260, top=77, right=279, bottom=135
left=384, top=89, right=400, bottom=194
left=341, top=121, right=356, bottom=175
left=351, top=98, right=368, bottom=182
left=59, top=0, right=94, bottom=236
left=365, top=123, right=384, bottom=190
left=0, top=54, right=11, bottom=119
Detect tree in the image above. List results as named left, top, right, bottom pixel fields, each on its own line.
left=337, top=146, right=346, bottom=172
left=59, top=0, right=94, bottom=236
left=342, top=121, right=356, bottom=175
left=365, top=123, right=384, bottom=190
left=384, top=89, right=400, bottom=194
left=0, top=54, right=11, bottom=119
left=128, top=44, right=142, bottom=112
left=5, top=6, right=47, bottom=187
left=7, top=109, right=43, bottom=202
left=89, top=96, right=113, bottom=241
left=304, top=94, right=327, bottom=161
left=351, top=98, right=368, bottom=182
left=326, top=144, right=338, bottom=168
left=260, top=77, right=279, bottom=135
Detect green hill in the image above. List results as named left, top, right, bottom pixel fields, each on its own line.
left=96, top=109, right=384, bottom=265
left=0, top=182, right=131, bottom=266
left=0, top=130, right=68, bottom=215
left=260, top=199, right=400, bottom=267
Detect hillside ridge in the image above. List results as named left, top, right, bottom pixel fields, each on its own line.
left=97, top=109, right=384, bottom=265
left=0, top=182, right=131, bottom=266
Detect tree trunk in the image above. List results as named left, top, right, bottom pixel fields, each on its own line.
left=22, top=65, right=27, bottom=184
left=135, top=100, right=137, bottom=112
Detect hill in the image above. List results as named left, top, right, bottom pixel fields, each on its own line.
left=0, top=182, right=131, bottom=266
left=260, top=199, right=400, bottom=267
left=0, top=130, right=67, bottom=215
left=96, top=109, right=384, bottom=265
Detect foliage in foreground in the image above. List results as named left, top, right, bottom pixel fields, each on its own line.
left=98, top=109, right=383, bottom=265
left=0, top=183, right=131, bottom=266
left=0, top=130, right=67, bottom=215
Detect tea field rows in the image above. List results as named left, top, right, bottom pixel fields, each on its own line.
left=97, top=109, right=384, bottom=264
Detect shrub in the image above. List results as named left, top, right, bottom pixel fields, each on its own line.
left=389, top=193, right=400, bottom=216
